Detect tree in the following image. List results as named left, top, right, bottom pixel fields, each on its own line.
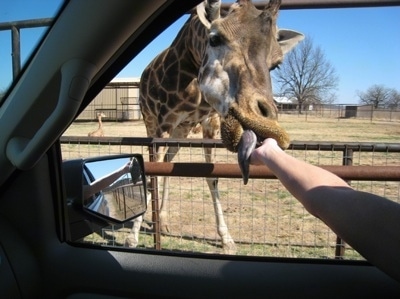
left=386, top=89, right=400, bottom=109
left=357, top=84, right=400, bottom=109
left=273, top=37, right=339, bottom=113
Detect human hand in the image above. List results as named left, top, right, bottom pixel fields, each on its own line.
left=249, top=138, right=280, bottom=166
left=121, top=160, right=132, bottom=173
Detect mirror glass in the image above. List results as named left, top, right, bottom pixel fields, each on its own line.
left=82, top=155, right=147, bottom=223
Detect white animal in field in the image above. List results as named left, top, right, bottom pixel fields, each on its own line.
left=88, top=112, right=106, bottom=137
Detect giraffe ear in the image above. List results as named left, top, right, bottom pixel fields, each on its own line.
left=278, top=29, right=305, bottom=55
left=197, top=0, right=221, bottom=29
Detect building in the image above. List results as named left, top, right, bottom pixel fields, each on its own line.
left=274, top=96, right=297, bottom=111
left=78, top=77, right=141, bottom=121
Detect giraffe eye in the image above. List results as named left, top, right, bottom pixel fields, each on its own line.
left=270, top=63, right=280, bottom=71
left=209, top=33, right=222, bottom=47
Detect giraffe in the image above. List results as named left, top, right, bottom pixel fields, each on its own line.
left=88, top=112, right=106, bottom=137
left=127, top=0, right=304, bottom=254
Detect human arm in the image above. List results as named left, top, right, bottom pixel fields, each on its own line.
left=250, top=138, right=400, bottom=282
left=83, top=161, right=131, bottom=199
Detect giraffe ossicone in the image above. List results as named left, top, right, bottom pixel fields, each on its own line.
left=131, top=0, right=303, bottom=254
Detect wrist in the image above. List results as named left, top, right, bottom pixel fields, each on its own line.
left=261, top=140, right=283, bottom=165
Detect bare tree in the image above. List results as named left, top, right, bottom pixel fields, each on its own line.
left=386, top=89, right=400, bottom=109
left=357, top=84, right=400, bottom=109
left=273, top=37, right=339, bottom=113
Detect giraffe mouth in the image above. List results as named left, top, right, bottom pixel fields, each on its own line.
left=237, top=130, right=258, bottom=185
left=221, top=106, right=290, bottom=185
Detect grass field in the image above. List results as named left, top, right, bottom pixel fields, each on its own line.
left=279, top=114, right=399, bottom=143
left=62, top=115, right=400, bottom=259
left=64, top=113, right=400, bottom=142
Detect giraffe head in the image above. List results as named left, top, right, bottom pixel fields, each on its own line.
left=197, top=0, right=304, bottom=183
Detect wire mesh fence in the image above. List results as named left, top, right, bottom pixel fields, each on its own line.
left=278, top=104, right=400, bottom=122
left=60, top=136, right=400, bottom=260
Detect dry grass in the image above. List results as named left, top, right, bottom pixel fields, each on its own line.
left=63, top=115, right=400, bottom=259
left=279, top=114, right=400, bottom=143
left=65, top=114, right=400, bottom=142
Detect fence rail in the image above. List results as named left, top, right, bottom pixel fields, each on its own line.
left=60, top=136, right=400, bottom=151
left=143, top=162, right=400, bottom=181
left=0, top=18, right=53, bottom=80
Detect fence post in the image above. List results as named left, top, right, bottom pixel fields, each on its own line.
left=149, top=145, right=162, bottom=250
left=335, top=146, right=353, bottom=259
left=370, top=105, right=374, bottom=122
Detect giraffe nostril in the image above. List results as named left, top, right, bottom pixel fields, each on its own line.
left=257, top=101, right=270, bottom=118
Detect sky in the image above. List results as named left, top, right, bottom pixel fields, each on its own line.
left=85, top=157, right=132, bottom=181
left=1, top=1, right=399, bottom=104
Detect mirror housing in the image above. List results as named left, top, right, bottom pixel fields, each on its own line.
left=62, top=154, right=147, bottom=241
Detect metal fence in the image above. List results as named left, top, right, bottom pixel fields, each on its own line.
left=60, top=136, right=400, bottom=260
left=0, top=18, right=53, bottom=80
left=279, top=104, right=400, bottom=122
left=77, top=97, right=400, bottom=122
left=76, top=81, right=142, bottom=121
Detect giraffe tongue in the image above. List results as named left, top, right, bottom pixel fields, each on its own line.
left=237, top=130, right=257, bottom=185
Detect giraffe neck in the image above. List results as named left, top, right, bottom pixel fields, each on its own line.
left=98, top=115, right=103, bottom=128
left=139, top=9, right=216, bottom=140
left=170, top=13, right=208, bottom=69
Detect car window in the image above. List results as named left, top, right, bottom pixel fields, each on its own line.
left=82, top=165, right=102, bottom=205
left=59, top=2, right=400, bottom=261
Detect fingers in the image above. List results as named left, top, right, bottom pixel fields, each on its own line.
left=249, top=138, right=278, bottom=165
left=261, top=138, right=278, bottom=147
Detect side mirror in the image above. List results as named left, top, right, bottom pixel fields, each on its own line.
left=83, top=155, right=147, bottom=223
left=62, top=154, right=147, bottom=241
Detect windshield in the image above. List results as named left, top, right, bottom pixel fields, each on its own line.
left=0, top=0, right=63, bottom=97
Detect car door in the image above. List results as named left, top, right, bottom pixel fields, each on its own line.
left=1, top=1, right=400, bottom=298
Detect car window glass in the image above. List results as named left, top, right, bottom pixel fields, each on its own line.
left=0, top=0, right=63, bottom=97
left=83, top=165, right=101, bottom=205
left=61, top=5, right=400, bottom=258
